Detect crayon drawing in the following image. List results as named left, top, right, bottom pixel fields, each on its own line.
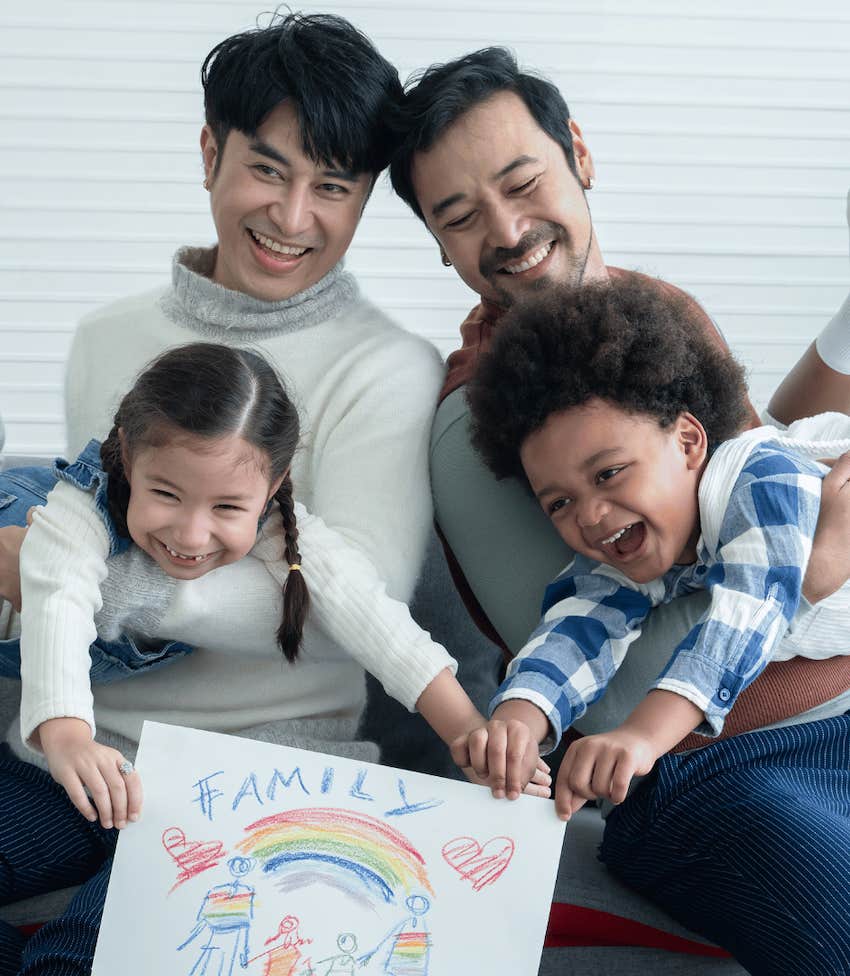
left=236, top=809, right=433, bottom=907
left=92, top=722, right=565, bottom=976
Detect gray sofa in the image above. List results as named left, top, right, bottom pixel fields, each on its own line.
left=0, top=450, right=744, bottom=974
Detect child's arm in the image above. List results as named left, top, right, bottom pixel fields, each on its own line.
left=451, top=562, right=656, bottom=799
left=417, top=669, right=551, bottom=797
left=649, top=448, right=822, bottom=738
left=36, top=717, right=142, bottom=829
left=554, top=690, right=703, bottom=820
left=255, top=505, right=552, bottom=793
left=19, top=481, right=140, bottom=828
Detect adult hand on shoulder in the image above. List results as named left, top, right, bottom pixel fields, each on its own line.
left=0, top=524, right=27, bottom=611
left=803, top=451, right=850, bottom=604
left=556, top=728, right=657, bottom=821
left=38, top=716, right=143, bottom=830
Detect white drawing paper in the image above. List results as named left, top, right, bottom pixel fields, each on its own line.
left=93, top=721, right=566, bottom=976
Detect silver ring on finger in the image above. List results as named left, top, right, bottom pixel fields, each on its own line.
left=118, top=758, right=134, bottom=777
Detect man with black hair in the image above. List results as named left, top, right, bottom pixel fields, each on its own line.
left=0, top=15, right=449, bottom=976
left=391, top=46, right=850, bottom=974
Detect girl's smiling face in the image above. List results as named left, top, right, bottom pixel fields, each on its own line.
left=520, top=398, right=708, bottom=583
left=124, top=432, right=281, bottom=580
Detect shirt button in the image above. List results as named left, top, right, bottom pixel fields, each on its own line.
left=719, top=688, right=731, bottom=702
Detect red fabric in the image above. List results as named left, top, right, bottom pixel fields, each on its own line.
left=545, top=903, right=732, bottom=957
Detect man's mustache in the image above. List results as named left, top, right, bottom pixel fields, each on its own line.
left=479, top=222, right=568, bottom=278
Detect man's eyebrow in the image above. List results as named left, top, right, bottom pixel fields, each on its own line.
left=494, top=154, right=538, bottom=179
left=248, top=140, right=359, bottom=182
left=432, top=192, right=465, bottom=218
left=431, top=155, right=541, bottom=218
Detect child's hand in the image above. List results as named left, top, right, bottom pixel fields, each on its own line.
left=37, top=717, right=143, bottom=829
left=451, top=704, right=548, bottom=800
left=555, top=728, right=658, bottom=821
left=460, top=756, right=552, bottom=798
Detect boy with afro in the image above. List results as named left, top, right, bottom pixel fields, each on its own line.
left=455, top=278, right=850, bottom=820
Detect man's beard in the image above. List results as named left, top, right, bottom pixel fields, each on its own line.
left=480, top=221, right=585, bottom=308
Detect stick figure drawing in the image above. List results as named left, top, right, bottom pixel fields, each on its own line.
left=178, top=856, right=256, bottom=975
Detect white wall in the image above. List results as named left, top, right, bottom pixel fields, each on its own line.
left=1, top=0, right=848, bottom=455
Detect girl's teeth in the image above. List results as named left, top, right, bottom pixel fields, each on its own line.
left=166, top=545, right=206, bottom=562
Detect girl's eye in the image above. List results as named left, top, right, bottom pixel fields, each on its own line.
left=215, top=504, right=242, bottom=512
left=152, top=489, right=177, bottom=500
left=547, top=497, right=570, bottom=516
left=596, top=466, right=625, bottom=484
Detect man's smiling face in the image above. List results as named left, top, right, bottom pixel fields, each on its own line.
left=410, top=91, right=603, bottom=307
left=201, top=100, right=372, bottom=302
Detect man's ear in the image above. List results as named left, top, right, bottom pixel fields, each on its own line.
left=677, top=412, right=709, bottom=470
left=568, top=118, right=596, bottom=188
left=200, top=125, right=219, bottom=186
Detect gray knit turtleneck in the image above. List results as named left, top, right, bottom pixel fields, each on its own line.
left=159, top=245, right=360, bottom=343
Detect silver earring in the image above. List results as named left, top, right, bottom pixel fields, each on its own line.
left=585, top=176, right=595, bottom=191
left=440, top=250, right=452, bottom=267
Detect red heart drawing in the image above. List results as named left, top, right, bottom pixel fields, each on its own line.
left=441, top=835, right=515, bottom=891
left=162, top=826, right=227, bottom=891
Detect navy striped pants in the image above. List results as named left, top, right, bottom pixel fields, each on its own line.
left=0, top=747, right=116, bottom=976
left=600, top=712, right=850, bottom=975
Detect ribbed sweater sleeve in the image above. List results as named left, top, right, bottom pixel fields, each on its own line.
left=254, top=505, right=457, bottom=711
left=19, top=481, right=110, bottom=747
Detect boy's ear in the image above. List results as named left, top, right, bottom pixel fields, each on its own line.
left=677, top=412, right=709, bottom=470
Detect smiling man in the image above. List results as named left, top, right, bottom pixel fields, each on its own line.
left=0, top=16, right=448, bottom=976
left=390, top=47, right=850, bottom=974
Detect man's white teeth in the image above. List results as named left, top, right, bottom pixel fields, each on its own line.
left=601, top=524, right=632, bottom=546
left=166, top=545, right=206, bottom=562
left=503, top=241, right=553, bottom=274
left=250, top=231, right=307, bottom=255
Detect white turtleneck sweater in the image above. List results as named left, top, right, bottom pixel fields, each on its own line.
left=17, top=247, right=445, bottom=763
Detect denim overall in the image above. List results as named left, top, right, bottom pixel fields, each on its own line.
left=0, top=440, right=193, bottom=682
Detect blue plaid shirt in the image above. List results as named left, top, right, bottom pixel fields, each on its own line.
left=491, top=442, right=825, bottom=746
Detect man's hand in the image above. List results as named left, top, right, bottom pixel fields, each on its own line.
left=803, top=451, right=850, bottom=603
left=0, top=524, right=27, bottom=611
left=450, top=699, right=551, bottom=800
left=38, top=717, right=143, bottom=829
left=555, top=727, right=658, bottom=821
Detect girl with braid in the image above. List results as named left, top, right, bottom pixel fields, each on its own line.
left=0, top=343, right=522, bottom=861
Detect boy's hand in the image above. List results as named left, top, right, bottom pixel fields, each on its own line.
left=555, top=728, right=658, bottom=821
left=450, top=700, right=551, bottom=800
left=38, top=717, right=143, bottom=829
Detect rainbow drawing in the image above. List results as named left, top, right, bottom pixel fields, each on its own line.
left=235, top=808, right=433, bottom=905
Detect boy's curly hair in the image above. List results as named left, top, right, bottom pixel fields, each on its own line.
left=467, top=279, right=750, bottom=480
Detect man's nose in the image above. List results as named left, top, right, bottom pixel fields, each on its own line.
left=484, top=200, right=529, bottom=251
left=269, top=184, right=313, bottom=240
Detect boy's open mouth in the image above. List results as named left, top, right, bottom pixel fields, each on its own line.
left=600, top=521, right=646, bottom=558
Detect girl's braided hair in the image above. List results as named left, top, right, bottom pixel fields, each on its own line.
left=99, top=342, right=309, bottom=661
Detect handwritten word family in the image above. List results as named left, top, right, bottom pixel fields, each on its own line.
left=191, top=765, right=444, bottom=822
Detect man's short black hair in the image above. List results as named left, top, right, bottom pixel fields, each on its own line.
left=202, top=12, right=402, bottom=175
left=468, top=279, right=750, bottom=481
left=389, top=47, right=578, bottom=222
